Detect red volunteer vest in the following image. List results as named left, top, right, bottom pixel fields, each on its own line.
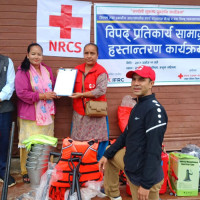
left=73, top=63, right=108, bottom=115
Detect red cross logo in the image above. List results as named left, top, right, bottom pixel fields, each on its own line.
left=49, top=5, right=83, bottom=39
left=178, top=73, right=183, bottom=79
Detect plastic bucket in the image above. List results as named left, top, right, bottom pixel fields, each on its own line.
left=31, top=144, right=53, bottom=152
left=159, top=152, right=169, bottom=194
left=28, top=151, right=50, bottom=158
left=30, top=147, right=52, bottom=155
left=27, top=154, right=49, bottom=161
left=26, top=159, right=48, bottom=168
left=28, top=153, right=49, bottom=160
left=27, top=156, right=40, bottom=162
left=27, top=156, right=49, bottom=163
left=27, top=165, right=48, bottom=188
left=32, top=144, right=52, bottom=149
left=126, top=181, right=131, bottom=196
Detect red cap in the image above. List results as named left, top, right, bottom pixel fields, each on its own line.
left=126, top=65, right=156, bottom=81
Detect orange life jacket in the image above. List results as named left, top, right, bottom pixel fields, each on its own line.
left=73, top=62, right=108, bottom=115
left=49, top=138, right=103, bottom=200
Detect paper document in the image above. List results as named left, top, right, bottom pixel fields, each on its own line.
left=54, top=68, right=77, bottom=96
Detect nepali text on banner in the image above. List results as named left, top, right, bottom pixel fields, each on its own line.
left=94, top=4, right=200, bottom=86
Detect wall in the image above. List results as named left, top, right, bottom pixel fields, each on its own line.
left=0, top=0, right=200, bottom=155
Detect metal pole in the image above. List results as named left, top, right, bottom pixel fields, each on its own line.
left=1, top=121, right=15, bottom=200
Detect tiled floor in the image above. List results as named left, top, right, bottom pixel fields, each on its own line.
left=0, top=158, right=199, bottom=200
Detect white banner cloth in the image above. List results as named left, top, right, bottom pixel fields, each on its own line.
left=37, top=0, right=92, bottom=58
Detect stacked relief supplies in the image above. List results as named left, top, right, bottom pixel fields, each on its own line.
left=23, top=134, right=57, bottom=188
left=181, top=144, right=200, bottom=192
left=169, top=144, right=200, bottom=196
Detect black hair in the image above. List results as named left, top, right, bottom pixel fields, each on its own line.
left=84, top=43, right=99, bottom=55
left=21, top=43, right=43, bottom=71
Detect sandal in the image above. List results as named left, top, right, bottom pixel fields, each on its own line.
left=22, top=174, right=30, bottom=184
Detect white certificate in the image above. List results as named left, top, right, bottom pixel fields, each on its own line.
left=54, top=68, right=77, bottom=96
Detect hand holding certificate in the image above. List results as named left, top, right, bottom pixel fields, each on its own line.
left=54, top=68, right=77, bottom=96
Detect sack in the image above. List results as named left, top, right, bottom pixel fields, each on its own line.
left=85, top=101, right=107, bottom=117
left=117, top=106, right=132, bottom=132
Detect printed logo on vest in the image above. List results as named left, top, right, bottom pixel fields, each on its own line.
left=89, top=83, right=95, bottom=89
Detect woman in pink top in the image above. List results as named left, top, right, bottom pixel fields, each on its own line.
left=15, top=43, right=57, bottom=183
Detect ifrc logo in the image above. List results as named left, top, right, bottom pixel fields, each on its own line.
left=37, top=0, right=91, bottom=58
left=49, top=5, right=83, bottom=39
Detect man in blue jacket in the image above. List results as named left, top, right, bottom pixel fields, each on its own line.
left=0, top=54, right=16, bottom=187
left=99, top=66, right=168, bottom=200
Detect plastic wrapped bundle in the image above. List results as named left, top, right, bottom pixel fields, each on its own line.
left=181, top=144, right=200, bottom=159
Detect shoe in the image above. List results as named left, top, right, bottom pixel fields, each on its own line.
left=0, top=175, right=16, bottom=187
left=107, top=196, right=122, bottom=200
left=99, top=188, right=122, bottom=200
left=22, top=174, right=30, bottom=184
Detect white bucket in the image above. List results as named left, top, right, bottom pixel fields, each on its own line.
left=26, top=159, right=48, bottom=168
left=31, top=144, right=53, bottom=152
left=27, top=156, right=49, bottom=163
left=29, top=153, right=49, bottom=160
left=26, top=165, right=48, bottom=188
left=28, top=151, right=50, bottom=158
left=30, top=147, right=52, bottom=155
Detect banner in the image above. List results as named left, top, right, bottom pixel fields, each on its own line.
left=37, top=0, right=92, bottom=58
left=94, top=4, right=200, bottom=86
